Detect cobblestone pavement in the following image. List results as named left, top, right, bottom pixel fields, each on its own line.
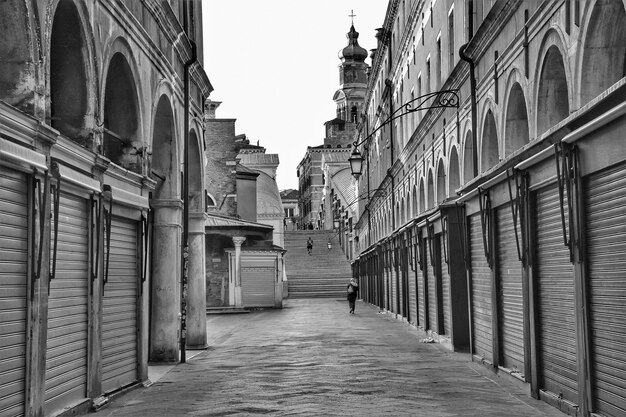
left=99, top=299, right=565, bottom=417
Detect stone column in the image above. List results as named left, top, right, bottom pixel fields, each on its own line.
left=232, top=236, right=246, bottom=308
left=150, top=199, right=181, bottom=363
left=186, top=212, right=207, bottom=349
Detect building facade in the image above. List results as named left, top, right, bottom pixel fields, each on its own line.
left=0, top=1, right=211, bottom=415
left=297, top=23, right=370, bottom=231
left=352, top=1, right=626, bottom=417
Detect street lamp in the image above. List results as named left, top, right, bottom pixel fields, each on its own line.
left=349, top=148, right=363, bottom=177
left=349, top=89, right=460, bottom=178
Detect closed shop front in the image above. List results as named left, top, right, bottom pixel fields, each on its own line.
left=102, top=215, right=139, bottom=393
left=425, top=234, right=439, bottom=333
left=0, top=166, right=28, bottom=417
left=496, top=204, right=524, bottom=374
left=534, top=184, right=577, bottom=405
left=390, top=250, right=397, bottom=313
left=418, top=238, right=427, bottom=329
left=440, top=234, right=450, bottom=336
left=241, top=258, right=275, bottom=308
left=585, top=162, right=626, bottom=417
left=469, top=213, right=492, bottom=362
left=408, top=237, right=418, bottom=326
left=45, top=192, right=89, bottom=414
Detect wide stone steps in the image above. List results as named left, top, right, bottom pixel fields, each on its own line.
left=284, top=230, right=352, bottom=298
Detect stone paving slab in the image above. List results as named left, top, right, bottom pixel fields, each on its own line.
left=98, top=299, right=565, bottom=417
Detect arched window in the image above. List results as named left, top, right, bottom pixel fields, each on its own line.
left=504, top=83, right=529, bottom=156
left=537, top=45, right=569, bottom=135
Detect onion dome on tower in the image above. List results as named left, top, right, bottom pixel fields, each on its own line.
left=339, top=25, right=368, bottom=63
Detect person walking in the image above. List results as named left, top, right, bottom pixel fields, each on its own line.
left=347, top=278, right=359, bottom=314
left=327, top=238, right=332, bottom=251
left=307, top=237, right=313, bottom=255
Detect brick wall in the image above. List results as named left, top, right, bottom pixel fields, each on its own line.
left=204, top=118, right=238, bottom=216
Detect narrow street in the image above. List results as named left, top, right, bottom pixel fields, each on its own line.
left=100, top=299, right=563, bottom=417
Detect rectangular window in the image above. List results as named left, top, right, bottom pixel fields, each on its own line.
left=448, top=7, right=455, bottom=73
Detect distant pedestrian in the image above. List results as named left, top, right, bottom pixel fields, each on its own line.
left=347, top=278, right=359, bottom=314
left=307, top=237, right=313, bottom=255
left=327, top=238, right=332, bottom=251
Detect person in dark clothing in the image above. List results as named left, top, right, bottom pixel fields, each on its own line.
left=347, top=278, right=359, bottom=314
left=306, top=237, right=313, bottom=255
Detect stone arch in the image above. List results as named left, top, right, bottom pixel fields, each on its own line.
left=427, top=169, right=435, bottom=209
left=448, top=145, right=461, bottom=195
left=463, top=129, right=474, bottom=184
left=188, top=128, right=204, bottom=211
left=535, top=30, right=571, bottom=136
left=504, top=81, right=530, bottom=156
left=579, top=0, right=626, bottom=104
left=103, top=52, right=141, bottom=172
left=0, top=0, right=42, bottom=113
left=49, top=0, right=97, bottom=142
left=151, top=94, right=179, bottom=200
left=480, top=106, right=499, bottom=172
left=436, top=158, right=446, bottom=203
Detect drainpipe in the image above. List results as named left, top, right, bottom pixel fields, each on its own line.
left=181, top=40, right=197, bottom=364
left=459, top=43, right=478, bottom=178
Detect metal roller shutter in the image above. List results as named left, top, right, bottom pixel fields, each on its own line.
left=242, top=260, right=275, bottom=307
left=391, top=256, right=397, bottom=314
left=418, top=240, right=427, bottom=328
left=585, top=162, right=626, bottom=417
left=426, top=237, right=437, bottom=332
left=45, top=193, right=89, bottom=414
left=496, top=204, right=525, bottom=374
left=409, top=258, right=417, bottom=326
left=469, top=213, right=492, bottom=361
left=102, top=216, right=139, bottom=393
left=0, top=167, right=28, bottom=417
left=535, top=185, right=577, bottom=404
left=440, top=235, right=451, bottom=336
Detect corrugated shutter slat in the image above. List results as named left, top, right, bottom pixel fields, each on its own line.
left=585, top=162, right=626, bottom=417
left=45, top=194, right=88, bottom=414
left=535, top=185, right=577, bottom=404
left=441, top=236, right=451, bottom=336
left=102, top=216, right=139, bottom=393
left=0, top=167, right=28, bottom=417
left=470, top=213, right=492, bottom=361
left=496, top=204, right=525, bottom=374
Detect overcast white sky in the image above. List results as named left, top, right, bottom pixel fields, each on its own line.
left=202, top=1, right=389, bottom=190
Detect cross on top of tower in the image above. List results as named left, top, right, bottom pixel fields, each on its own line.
left=349, top=9, right=356, bottom=25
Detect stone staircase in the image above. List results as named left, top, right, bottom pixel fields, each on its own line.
left=284, top=230, right=352, bottom=298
